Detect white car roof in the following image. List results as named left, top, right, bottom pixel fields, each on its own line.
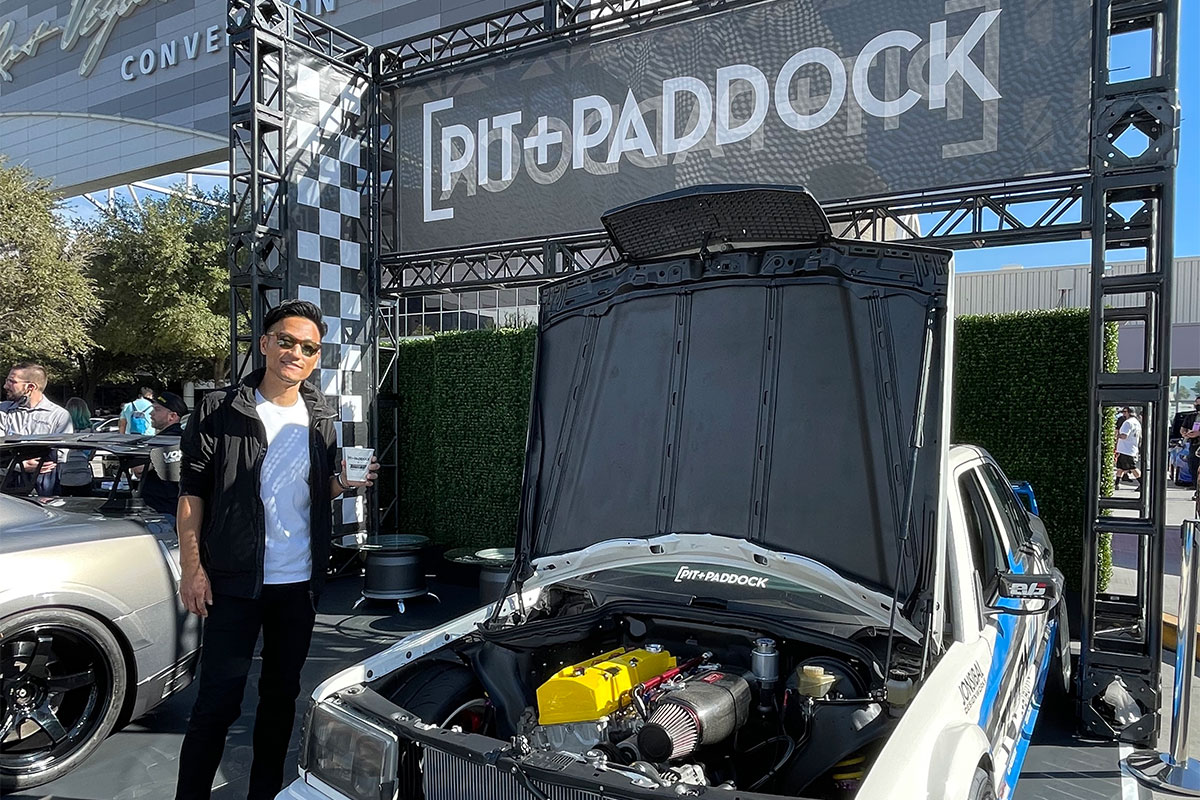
left=948, top=443, right=992, bottom=470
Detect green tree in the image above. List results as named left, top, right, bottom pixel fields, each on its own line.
left=0, top=157, right=100, bottom=369
left=80, top=189, right=230, bottom=401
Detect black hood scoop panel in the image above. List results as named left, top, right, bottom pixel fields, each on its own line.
left=517, top=187, right=952, bottom=604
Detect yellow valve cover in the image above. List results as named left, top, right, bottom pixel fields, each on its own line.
left=536, top=647, right=675, bottom=725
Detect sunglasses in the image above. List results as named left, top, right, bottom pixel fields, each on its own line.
left=272, top=333, right=322, bottom=358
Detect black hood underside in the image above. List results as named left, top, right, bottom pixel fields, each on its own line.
left=518, top=189, right=952, bottom=603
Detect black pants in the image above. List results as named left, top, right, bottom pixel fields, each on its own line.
left=175, top=582, right=316, bottom=800
left=1190, top=446, right=1200, bottom=488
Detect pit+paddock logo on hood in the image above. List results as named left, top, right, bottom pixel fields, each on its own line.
left=673, top=566, right=769, bottom=588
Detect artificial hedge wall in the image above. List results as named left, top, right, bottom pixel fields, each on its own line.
left=953, top=308, right=1116, bottom=592
left=388, top=328, right=536, bottom=551
left=384, top=309, right=1112, bottom=591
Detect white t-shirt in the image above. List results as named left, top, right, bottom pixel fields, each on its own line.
left=1117, top=416, right=1142, bottom=456
left=255, top=390, right=313, bottom=584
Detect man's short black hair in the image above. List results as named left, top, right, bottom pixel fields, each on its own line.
left=264, top=299, right=327, bottom=338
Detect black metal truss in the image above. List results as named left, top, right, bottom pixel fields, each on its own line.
left=377, top=0, right=725, bottom=85
left=232, top=0, right=370, bottom=72
left=1077, top=0, right=1179, bottom=747
left=378, top=234, right=620, bottom=297
left=825, top=177, right=1090, bottom=250
left=377, top=177, right=1095, bottom=294
left=228, top=0, right=287, bottom=377
left=284, top=12, right=370, bottom=72
left=228, top=0, right=372, bottom=379
left=240, top=0, right=1181, bottom=740
left=373, top=298, right=403, bottom=533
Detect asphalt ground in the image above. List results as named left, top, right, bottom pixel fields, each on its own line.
left=16, top=573, right=483, bottom=800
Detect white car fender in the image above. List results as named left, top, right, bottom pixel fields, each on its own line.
left=856, top=639, right=992, bottom=800
left=926, top=723, right=993, bottom=800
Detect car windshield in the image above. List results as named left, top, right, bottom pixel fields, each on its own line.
left=564, top=562, right=874, bottom=624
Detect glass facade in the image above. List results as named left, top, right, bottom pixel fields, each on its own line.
left=398, top=289, right=539, bottom=336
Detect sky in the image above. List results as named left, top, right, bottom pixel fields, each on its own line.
left=64, top=4, right=1197, bottom=274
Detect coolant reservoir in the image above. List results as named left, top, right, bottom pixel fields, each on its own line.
left=537, top=647, right=675, bottom=725
left=795, top=665, right=837, bottom=698
left=886, top=677, right=915, bottom=708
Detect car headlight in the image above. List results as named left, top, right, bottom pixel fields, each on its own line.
left=302, top=699, right=398, bottom=800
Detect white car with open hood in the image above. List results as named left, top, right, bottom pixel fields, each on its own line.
left=279, top=186, right=1069, bottom=800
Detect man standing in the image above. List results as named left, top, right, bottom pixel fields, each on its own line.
left=119, top=387, right=157, bottom=435
left=140, top=391, right=188, bottom=516
left=0, top=363, right=73, bottom=495
left=1178, top=397, right=1200, bottom=494
left=174, top=300, right=376, bottom=800
left=1115, top=406, right=1143, bottom=490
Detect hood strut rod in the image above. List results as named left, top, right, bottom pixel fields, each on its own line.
left=882, top=297, right=941, bottom=690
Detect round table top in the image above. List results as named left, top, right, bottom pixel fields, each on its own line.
left=445, top=546, right=516, bottom=567
left=333, top=533, right=430, bottom=552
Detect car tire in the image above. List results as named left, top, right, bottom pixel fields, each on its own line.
left=1049, top=639, right=1074, bottom=697
left=0, top=608, right=128, bottom=792
left=387, top=665, right=491, bottom=732
left=968, top=766, right=996, bottom=800
left=1041, top=616, right=1075, bottom=716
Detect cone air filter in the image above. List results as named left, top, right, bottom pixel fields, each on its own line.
left=638, top=701, right=701, bottom=761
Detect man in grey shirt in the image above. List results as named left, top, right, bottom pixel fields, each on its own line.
left=1, top=362, right=73, bottom=495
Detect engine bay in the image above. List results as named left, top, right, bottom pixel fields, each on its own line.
left=368, top=597, right=922, bottom=798
left=520, top=639, right=889, bottom=796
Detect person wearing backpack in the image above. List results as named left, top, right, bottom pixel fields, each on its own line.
left=119, top=387, right=157, bottom=436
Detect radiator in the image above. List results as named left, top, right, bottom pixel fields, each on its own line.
left=422, top=747, right=602, bottom=800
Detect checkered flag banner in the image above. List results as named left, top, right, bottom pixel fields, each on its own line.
left=285, top=48, right=372, bottom=535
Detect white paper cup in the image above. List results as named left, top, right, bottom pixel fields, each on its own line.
left=344, top=447, right=374, bottom=483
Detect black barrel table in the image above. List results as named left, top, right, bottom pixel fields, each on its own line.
left=336, top=534, right=434, bottom=613
left=444, top=546, right=516, bottom=604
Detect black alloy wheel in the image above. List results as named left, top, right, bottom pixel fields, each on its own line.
left=0, top=608, right=127, bottom=791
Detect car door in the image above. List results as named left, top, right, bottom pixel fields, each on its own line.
left=973, top=462, right=1059, bottom=796
left=953, top=463, right=1041, bottom=798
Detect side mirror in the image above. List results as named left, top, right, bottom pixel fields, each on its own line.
left=1010, top=480, right=1040, bottom=516
left=986, top=571, right=1063, bottom=616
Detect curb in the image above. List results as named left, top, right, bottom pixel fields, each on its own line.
left=1162, top=612, right=1200, bottom=655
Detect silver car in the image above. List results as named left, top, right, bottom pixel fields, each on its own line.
left=0, top=434, right=200, bottom=791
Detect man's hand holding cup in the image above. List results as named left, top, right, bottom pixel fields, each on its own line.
left=340, top=446, right=378, bottom=490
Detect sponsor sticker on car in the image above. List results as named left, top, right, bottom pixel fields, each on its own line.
left=673, top=566, right=769, bottom=588
left=959, top=662, right=986, bottom=712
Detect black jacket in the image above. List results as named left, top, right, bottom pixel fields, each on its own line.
left=179, top=369, right=339, bottom=599
left=1175, top=410, right=1200, bottom=450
